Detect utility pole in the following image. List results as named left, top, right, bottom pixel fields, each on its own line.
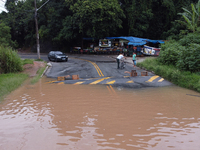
left=34, top=0, right=49, bottom=59
left=34, top=0, right=40, bottom=59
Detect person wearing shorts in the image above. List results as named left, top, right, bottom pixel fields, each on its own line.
left=132, top=53, right=136, bottom=67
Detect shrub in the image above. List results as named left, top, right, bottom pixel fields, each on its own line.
left=158, top=41, right=183, bottom=66
left=179, top=33, right=200, bottom=46
left=176, top=44, right=200, bottom=72
left=0, top=46, right=23, bottom=73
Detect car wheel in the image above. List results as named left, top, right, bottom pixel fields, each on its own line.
left=48, top=57, right=51, bottom=61
left=66, top=58, right=68, bottom=62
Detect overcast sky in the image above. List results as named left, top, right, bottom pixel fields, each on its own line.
left=0, top=0, right=7, bottom=13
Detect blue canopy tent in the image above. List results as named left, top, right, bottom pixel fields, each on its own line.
left=105, top=36, right=148, bottom=46
left=146, top=39, right=165, bottom=44
left=127, top=41, right=147, bottom=46
left=105, top=36, right=165, bottom=56
left=105, top=36, right=164, bottom=46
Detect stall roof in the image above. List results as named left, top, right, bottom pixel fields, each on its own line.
left=128, top=41, right=147, bottom=46
left=105, top=36, right=164, bottom=46
left=146, top=39, right=165, bottom=44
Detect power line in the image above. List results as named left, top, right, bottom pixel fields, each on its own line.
left=37, top=0, right=49, bottom=11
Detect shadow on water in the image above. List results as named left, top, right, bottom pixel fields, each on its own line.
left=0, top=77, right=200, bottom=150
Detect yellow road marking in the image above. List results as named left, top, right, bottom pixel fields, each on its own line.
left=106, top=80, right=115, bottom=84
left=88, top=60, right=104, bottom=77
left=107, top=85, right=116, bottom=94
left=158, top=78, right=164, bottom=82
left=126, top=80, right=134, bottom=83
left=46, top=80, right=57, bottom=84
left=71, top=57, right=104, bottom=77
left=124, top=76, right=130, bottom=78
left=107, top=86, right=112, bottom=93
left=146, top=75, right=159, bottom=82
left=74, top=81, right=85, bottom=85
left=57, top=82, right=64, bottom=85
left=109, top=85, right=116, bottom=94
left=90, top=77, right=110, bottom=84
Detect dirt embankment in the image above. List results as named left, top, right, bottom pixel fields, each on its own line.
left=23, top=61, right=46, bottom=77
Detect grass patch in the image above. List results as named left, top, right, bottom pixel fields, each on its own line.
left=35, top=59, right=43, bottom=61
left=22, top=59, right=34, bottom=65
left=0, top=59, right=46, bottom=101
left=30, top=65, right=46, bottom=84
left=0, top=73, right=28, bottom=102
left=137, top=58, right=200, bottom=93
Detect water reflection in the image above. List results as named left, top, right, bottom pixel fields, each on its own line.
left=0, top=77, right=200, bottom=150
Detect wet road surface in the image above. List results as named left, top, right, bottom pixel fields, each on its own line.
left=46, top=56, right=172, bottom=88
left=1, top=77, right=200, bottom=150
left=19, top=53, right=172, bottom=88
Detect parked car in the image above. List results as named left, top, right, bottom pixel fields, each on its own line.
left=48, top=51, right=68, bottom=62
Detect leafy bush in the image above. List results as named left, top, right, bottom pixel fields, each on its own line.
left=179, top=33, right=200, bottom=46
left=158, top=41, right=183, bottom=65
left=0, top=46, right=23, bottom=73
left=176, top=44, right=200, bottom=72
left=158, top=32, right=200, bottom=73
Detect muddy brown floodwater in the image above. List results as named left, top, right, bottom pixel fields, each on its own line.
left=1, top=77, right=200, bottom=150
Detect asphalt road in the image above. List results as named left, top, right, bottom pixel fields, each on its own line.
left=42, top=54, right=173, bottom=89
left=19, top=53, right=173, bottom=88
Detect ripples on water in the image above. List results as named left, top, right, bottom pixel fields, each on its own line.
left=0, top=78, right=200, bottom=150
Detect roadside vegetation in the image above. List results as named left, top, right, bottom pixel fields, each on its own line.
left=22, top=59, right=34, bottom=65
left=137, top=1, right=200, bottom=93
left=0, top=46, right=23, bottom=73
left=0, top=46, right=46, bottom=101
left=0, top=73, right=28, bottom=101
left=30, top=67, right=46, bottom=84
left=137, top=58, right=200, bottom=93
left=0, top=46, right=27, bottom=101
left=22, top=58, right=46, bottom=85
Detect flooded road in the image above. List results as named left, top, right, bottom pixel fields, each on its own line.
left=1, top=77, right=200, bottom=150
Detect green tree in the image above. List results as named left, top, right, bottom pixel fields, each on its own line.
left=40, top=0, right=72, bottom=45
left=147, top=0, right=176, bottom=39
left=68, top=0, right=125, bottom=39
left=177, top=0, right=200, bottom=32
left=3, top=0, right=34, bottom=48
left=120, top=0, right=153, bottom=37
left=0, top=22, right=16, bottom=47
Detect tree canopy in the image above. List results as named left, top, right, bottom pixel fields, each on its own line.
left=0, top=0, right=199, bottom=51
left=178, top=0, right=200, bottom=32
left=0, top=22, right=16, bottom=47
